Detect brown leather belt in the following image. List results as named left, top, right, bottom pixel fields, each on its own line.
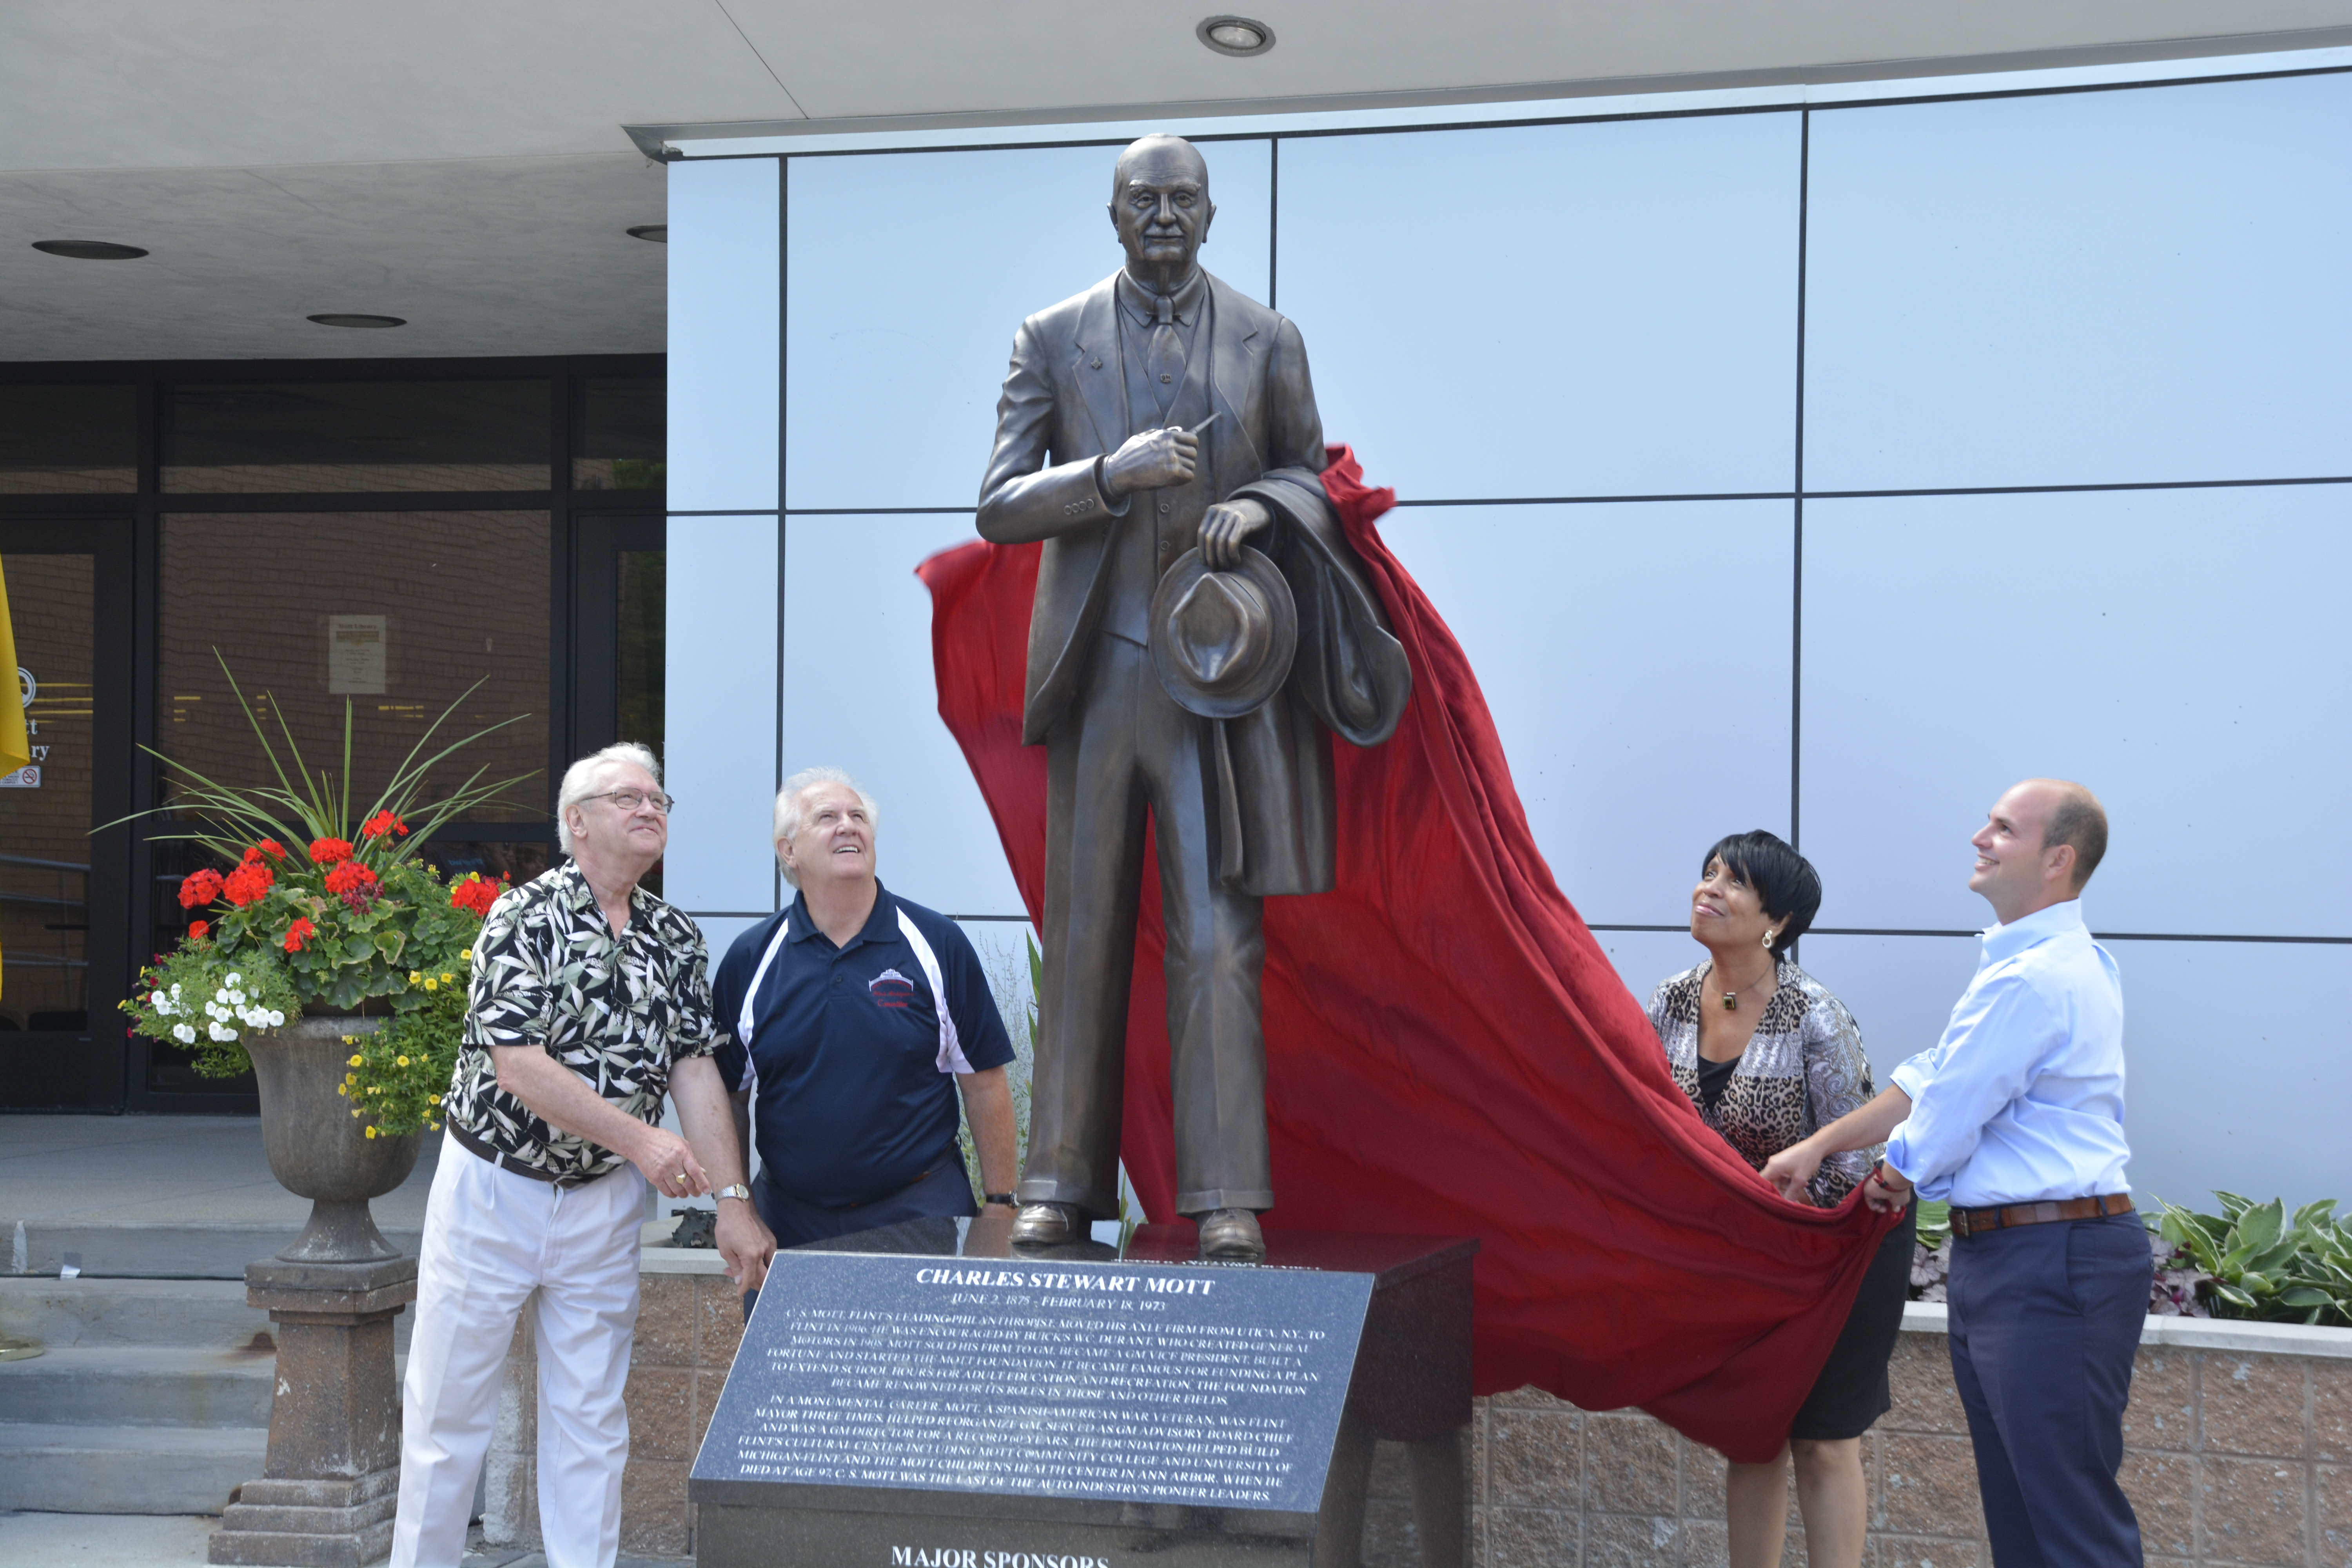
left=450, top=1122, right=619, bottom=1190
left=1950, top=1193, right=2133, bottom=1238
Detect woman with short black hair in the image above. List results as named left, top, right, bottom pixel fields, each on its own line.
left=1646, top=829, right=1914, bottom=1568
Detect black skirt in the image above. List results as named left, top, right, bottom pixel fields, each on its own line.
left=1789, top=1202, right=1916, bottom=1441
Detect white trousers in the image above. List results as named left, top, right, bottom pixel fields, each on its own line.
left=389, top=1134, right=645, bottom=1568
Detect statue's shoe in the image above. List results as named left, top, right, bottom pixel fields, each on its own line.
left=1197, top=1208, right=1265, bottom=1261
left=1010, top=1201, right=1083, bottom=1247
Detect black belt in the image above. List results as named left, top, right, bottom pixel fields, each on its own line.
left=450, top=1122, right=619, bottom=1190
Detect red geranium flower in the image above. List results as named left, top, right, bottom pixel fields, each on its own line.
left=282, top=916, right=316, bottom=953
left=360, top=811, right=408, bottom=839
left=178, top=868, right=225, bottom=909
left=450, top=873, right=506, bottom=918
left=307, top=837, right=354, bottom=866
left=188, top=919, right=210, bottom=940
left=247, top=839, right=287, bottom=863
left=222, top=860, right=275, bottom=908
left=323, top=860, right=377, bottom=897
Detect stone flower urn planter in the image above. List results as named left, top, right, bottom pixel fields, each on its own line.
left=246, top=1013, right=423, bottom=1263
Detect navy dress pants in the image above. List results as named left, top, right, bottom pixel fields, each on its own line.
left=1945, top=1210, right=2153, bottom=1568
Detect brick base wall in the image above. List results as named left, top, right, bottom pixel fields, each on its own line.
left=487, top=1268, right=2349, bottom=1567
left=1404, top=1334, right=2349, bottom=1568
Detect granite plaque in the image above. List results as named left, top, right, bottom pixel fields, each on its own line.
left=691, top=1224, right=1475, bottom=1568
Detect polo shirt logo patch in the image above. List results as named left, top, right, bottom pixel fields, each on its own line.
left=867, top=970, right=918, bottom=1009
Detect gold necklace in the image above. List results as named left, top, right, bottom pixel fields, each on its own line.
left=1717, top=961, right=1778, bottom=1012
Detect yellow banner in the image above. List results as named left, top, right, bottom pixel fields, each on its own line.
left=0, top=557, right=20, bottom=1000
left=0, top=557, right=24, bottom=775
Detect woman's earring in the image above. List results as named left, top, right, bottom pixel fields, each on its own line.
left=1762, top=931, right=1776, bottom=950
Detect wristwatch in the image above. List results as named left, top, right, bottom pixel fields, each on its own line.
left=715, top=1183, right=752, bottom=1203
left=984, top=1192, right=1018, bottom=1207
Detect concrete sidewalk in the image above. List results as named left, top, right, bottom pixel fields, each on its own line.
left=0, top=1512, right=688, bottom=1566
left=3, top=1114, right=439, bottom=1277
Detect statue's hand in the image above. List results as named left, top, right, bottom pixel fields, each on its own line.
left=1102, top=425, right=1198, bottom=497
left=1200, top=497, right=1271, bottom=568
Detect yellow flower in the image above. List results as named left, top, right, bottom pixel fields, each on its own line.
left=348, top=1054, right=363, bottom=1066
left=337, top=1084, right=348, bottom=1096
left=423, top=978, right=438, bottom=992
left=368, top=1085, right=381, bottom=1095
left=439, top=974, right=453, bottom=984
left=364, top=1125, right=377, bottom=1139
left=351, top=1108, right=362, bottom=1118
left=459, top=949, right=472, bottom=961
left=428, top=1094, right=441, bottom=1105
left=396, top=1055, right=410, bottom=1067
left=408, top=971, right=423, bottom=985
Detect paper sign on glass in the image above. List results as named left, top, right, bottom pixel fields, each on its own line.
left=327, top=616, right=388, bottom=695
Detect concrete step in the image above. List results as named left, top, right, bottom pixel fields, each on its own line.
left=0, top=1276, right=415, bottom=1354
left=13, top=1221, right=425, bottom=1280
left=0, top=1276, right=269, bottom=1350
left=0, top=1346, right=277, bottom=1428
left=0, top=1420, right=267, bottom=1514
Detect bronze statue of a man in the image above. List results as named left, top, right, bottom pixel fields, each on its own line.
left=977, top=134, right=1410, bottom=1259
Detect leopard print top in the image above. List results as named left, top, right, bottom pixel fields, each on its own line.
left=1646, top=959, right=1880, bottom=1208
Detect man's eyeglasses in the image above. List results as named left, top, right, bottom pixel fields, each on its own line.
left=583, top=788, right=675, bottom=815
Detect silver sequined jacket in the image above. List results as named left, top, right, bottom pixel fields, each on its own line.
left=1645, top=958, right=1881, bottom=1208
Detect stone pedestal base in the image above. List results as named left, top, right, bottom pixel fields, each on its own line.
left=208, top=1255, right=417, bottom=1568
left=209, top=1470, right=401, bottom=1567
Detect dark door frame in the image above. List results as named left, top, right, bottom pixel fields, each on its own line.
left=0, top=517, right=138, bottom=1111
left=570, top=513, right=667, bottom=762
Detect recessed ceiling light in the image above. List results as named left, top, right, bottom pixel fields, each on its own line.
left=32, top=240, right=149, bottom=261
left=1197, top=15, right=1274, bottom=56
left=307, top=314, right=407, bottom=329
left=627, top=224, right=668, bottom=243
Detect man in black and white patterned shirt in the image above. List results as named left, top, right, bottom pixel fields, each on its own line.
left=390, top=742, right=773, bottom=1568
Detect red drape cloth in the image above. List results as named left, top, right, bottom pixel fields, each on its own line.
left=917, top=446, right=1899, bottom=1461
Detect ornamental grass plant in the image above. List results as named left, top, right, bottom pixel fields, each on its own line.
left=116, top=654, right=534, bottom=1134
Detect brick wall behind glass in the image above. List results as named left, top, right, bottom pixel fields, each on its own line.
left=156, top=512, right=550, bottom=819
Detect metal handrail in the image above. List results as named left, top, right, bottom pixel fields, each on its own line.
left=0, top=853, right=89, bottom=874
left=0, top=892, right=85, bottom=910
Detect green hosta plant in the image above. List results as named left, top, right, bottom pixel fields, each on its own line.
left=2152, top=1191, right=2351, bottom=1327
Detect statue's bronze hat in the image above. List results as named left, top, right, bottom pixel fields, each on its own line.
left=1148, top=545, right=1297, bottom=719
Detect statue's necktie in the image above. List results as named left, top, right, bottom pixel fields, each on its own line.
left=1146, top=294, right=1184, bottom=419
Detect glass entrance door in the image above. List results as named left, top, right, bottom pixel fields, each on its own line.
left=0, top=521, right=134, bottom=1109
left=571, top=513, right=664, bottom=892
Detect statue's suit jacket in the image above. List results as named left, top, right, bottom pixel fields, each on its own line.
left=976, top=269, right=1411, bottom=897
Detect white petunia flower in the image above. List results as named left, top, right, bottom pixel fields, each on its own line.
left=150, top=991, right=166, bottom=1007
left=267, top=1010, right=285, bottom=1027
left=173, top=1023, right=197, bottom=1044
left=209, top=1022, right=236, bottom=1042
left=225, top=971, right=242, bottom=985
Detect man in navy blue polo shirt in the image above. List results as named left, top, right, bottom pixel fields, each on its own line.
left=708, top=767, right=1019, bottom=1284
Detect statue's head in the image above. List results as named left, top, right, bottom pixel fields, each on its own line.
left=1109, top=134, right=1214, bottom=280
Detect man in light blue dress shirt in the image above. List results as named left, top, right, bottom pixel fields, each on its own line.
left=1765, top=779, right=2149, bottom=1568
